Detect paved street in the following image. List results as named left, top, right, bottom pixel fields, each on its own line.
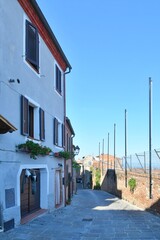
left=1, top=189, right=160, bottom=240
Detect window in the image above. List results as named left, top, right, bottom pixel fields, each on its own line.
left=56, top=65, right=62, bottom=94
left=26, top=20, right=39, bottom=71
left=54, top=118, right=64, bottom=147
left=66, top=133, right=71, bottom=152
left=21, top=96, right=45, bottom=140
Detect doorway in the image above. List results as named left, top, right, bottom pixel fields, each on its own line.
left=20, top=169, right=40, bottom=218
left=55, top=170, right=62, bottom=207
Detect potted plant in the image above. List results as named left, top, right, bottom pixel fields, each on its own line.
left=54, top=151, right=74, bottom=160
left=16, top=140, right=52, bottom=159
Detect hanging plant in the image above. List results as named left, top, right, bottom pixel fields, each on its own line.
left=16, top=140, right=52, bottom=159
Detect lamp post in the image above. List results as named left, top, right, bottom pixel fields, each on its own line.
left=74, top=145, right=80, bottom=156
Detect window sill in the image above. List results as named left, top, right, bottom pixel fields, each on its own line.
left=26, top=137, right=41, bottom=143
left=25, top=59, right=39, bottom=75
left=55, top=89, right=62, bottom=96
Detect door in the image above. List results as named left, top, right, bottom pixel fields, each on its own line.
left=55, top=170, right=62, bottom=206
left=20, top=169, right=40, bottom=217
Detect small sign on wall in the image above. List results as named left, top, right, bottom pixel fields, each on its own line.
left=5, top=188, right=15, bottom=208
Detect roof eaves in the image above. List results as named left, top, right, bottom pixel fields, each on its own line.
left=66, top=117, right=75, bottom=136
left=31, top=0, right=72, bottom=70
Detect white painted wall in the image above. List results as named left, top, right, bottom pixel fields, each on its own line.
left=0, top=0, right=66, bottom=226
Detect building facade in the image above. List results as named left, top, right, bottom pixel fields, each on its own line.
left=65, top=117, right=75, bottom=203
left=0, top=0, right=71, bottom=229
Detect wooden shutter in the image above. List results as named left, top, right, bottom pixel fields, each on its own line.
left=54, top=118, right=58, bottom=145
left=26, top=20, right=39, bottom=71
left=59, top=70, right=62, bottom=94
left=21, top=95, right=29, bottom=136
left=39, top=108, right=45, bottom=141
left=29, top=105, right=34, bottom=138
left=56, top=66, right=59, bottom=91
left=62, top=124, right=65, bottom=147
left=67, top=133, right=69, bottom=151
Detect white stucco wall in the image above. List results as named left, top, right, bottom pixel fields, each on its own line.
left=0, top=0, right=66, bottom=226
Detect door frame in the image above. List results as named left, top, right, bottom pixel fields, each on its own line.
left=17, top=165, right=49, bottom=218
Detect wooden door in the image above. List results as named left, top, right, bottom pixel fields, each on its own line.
left=20, top=169, right=40, bottom=217
left=55, top=170, right=62, bottom=206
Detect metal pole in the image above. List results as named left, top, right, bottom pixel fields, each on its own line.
left=108, top=133, right=109, bottom=169
left=125, top=109, right=127, bottom=187
left=99, top=142, right=100, bottom=170
left=144, top=151, right=146, bottom=174
left=102, top=139, right=104, bottom=175
left=149, top=77, right=152, bottom=199
left=114, top=123, right=116, bottom=170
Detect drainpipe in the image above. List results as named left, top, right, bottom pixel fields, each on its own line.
left=63, top=67, right=72, bottom=206
left=64, top=67, right=72, bottom=75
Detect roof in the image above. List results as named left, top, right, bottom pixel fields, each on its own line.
left=0, top=115, right=17, bottom=134
left=66, top=117, right=75, bottom=136
left=18, top=0, right=72, bottom=71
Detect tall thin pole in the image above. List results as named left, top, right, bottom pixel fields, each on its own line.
left=144, top=151, right=146, bottom=174
left=125, top=109, right=127, bottom=187
left=149, top=77, right=152, bottom=199
left=107, top=133, right=109, bottom=169
left=102, top=139, right=104, bottom=175
left=114, top=124, right=116, bottom=170
left=99, top=142, right=100, bottom=170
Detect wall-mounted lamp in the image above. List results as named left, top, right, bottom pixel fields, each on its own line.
left=58, top=163, right=63, bottom=167
left=74, top=145, right=80, bottom=156
left=31, top=171, right=37, bottom=182
left=25, top=169, right=31, bottom=177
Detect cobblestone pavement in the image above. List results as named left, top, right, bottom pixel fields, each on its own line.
left=1, top=189, right=160, bottom=240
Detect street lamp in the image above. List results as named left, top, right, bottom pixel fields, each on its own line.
left=74, top=145, right=80, bottom=156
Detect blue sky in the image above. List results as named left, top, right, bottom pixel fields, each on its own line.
left=37, top=0, right=160, bottom=159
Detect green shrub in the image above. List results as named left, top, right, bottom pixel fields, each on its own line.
left=128, top=178, right=136, bottom=193
left=94, top=183, right=101, bottom=190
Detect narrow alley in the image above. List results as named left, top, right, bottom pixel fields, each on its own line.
left=1, top=189, right=160, bottom=240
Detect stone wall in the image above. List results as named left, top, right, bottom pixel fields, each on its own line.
left=101, top=169, right=160, bottom=215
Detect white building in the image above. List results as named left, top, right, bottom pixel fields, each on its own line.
left=0, top=0, right=71, bottom=230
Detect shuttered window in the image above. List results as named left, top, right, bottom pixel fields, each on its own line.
left=56, top=65, right=62, bottom=94
left=54, top=118, right=63, bottom=147
left=54, top=118, right=58, bottom=145
left=39, top=108, right=45, bottom=141
left=21, top=95, right=29, bottom=136
left=21, top=95, right=44, bottom=140
left=26, top=20, right=39, bottom=72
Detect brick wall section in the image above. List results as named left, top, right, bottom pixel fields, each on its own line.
left=101, top=169, right=160, bottom=214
